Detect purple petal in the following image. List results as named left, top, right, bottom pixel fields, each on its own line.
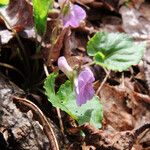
left=63, top=12, right=79, bottom=28
left=72, top=5, right=86, bottom=21
left=62, top=4, right=86, bottom=28
left=78, top=68, right=95, bottom=84
left=75, top=68, right=95, bottom=106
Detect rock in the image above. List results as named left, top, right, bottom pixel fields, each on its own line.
left=0, top=73, right=50, bottom=150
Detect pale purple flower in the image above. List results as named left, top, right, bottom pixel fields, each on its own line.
left=58, top=57, right=95, bottom=106
left=59, top=0, right=86, bottom=28
left=75, top=68, right=95, bottom=106
left=58, top=56, right=73, bottom=79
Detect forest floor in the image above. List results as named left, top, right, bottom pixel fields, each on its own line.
left=0, top=0, right=150, bottom=150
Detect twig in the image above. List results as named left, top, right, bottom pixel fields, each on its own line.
left=136, top=129, right=150, bottom=144
left=56, top=107, right=64, bottom=133
left=13, top=96, right=59, bottom=150
left=134, top=123, right=150, bottom=138
left=44, top=64, right=50, bottom=77
left=121, top=72, right=125, bottom=88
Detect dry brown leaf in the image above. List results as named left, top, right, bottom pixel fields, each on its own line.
left=119, top=2, right=150, bottom=39
left=0, top=0, right=35, bottom=44
left=82, top=123, right=150, bottom=150
left=0, top=0, right=33, bottom=32
left=99, top=84, right=134, bottom=131
left=46, top=28, right=69, bottom=64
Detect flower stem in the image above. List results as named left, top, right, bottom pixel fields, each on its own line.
left=82, top=62, right=95, bottom=68
left=96, top=70, right=110, bottom=95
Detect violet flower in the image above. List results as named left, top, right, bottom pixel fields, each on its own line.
left=58, top=56, right=73, bottom=79
left=58, top=56, right=95, bottom=106
left=58, top=0, right=86, bottom=28
left=75, top=68, right=95, bottom=106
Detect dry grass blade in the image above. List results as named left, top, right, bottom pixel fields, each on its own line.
left=0, top=62, right=25, bottom=79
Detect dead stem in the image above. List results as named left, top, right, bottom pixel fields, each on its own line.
left=134, top=123, right=150, bottom=139
left=136, top=129, right=150, bottom=145
left=121, top=72, right=125, bottom=88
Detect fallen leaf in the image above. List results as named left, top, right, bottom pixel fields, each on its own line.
left=99, top=84, right=134, bottom=131
left=119, top=2, right=150, bottom=39
left=0, top=0, right=33, bottom=32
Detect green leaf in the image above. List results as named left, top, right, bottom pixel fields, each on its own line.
left=87, top=32, right=146, bottom=72
left=44, top=72, right=57, bottom=99
left=44, top=72, right=63, bottom=109
left=0, top=0, right=9, bottom=7
left=32, top=0, right=53, bottom=35
left=44, top=73, right=103, bottom=129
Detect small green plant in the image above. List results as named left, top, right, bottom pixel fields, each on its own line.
left=44, top=31, right=146, bottom=129
left=0, top=0, right=146, bottom=130
left=43, top=0, right=146, bottom=129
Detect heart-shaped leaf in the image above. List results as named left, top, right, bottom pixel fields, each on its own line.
left=87, top=32, right=146, bottom=72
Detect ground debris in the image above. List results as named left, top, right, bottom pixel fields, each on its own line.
left=81, top=123, right=150, bottom=150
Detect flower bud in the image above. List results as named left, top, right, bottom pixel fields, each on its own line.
left=58, top=56, right=73, bottom=79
